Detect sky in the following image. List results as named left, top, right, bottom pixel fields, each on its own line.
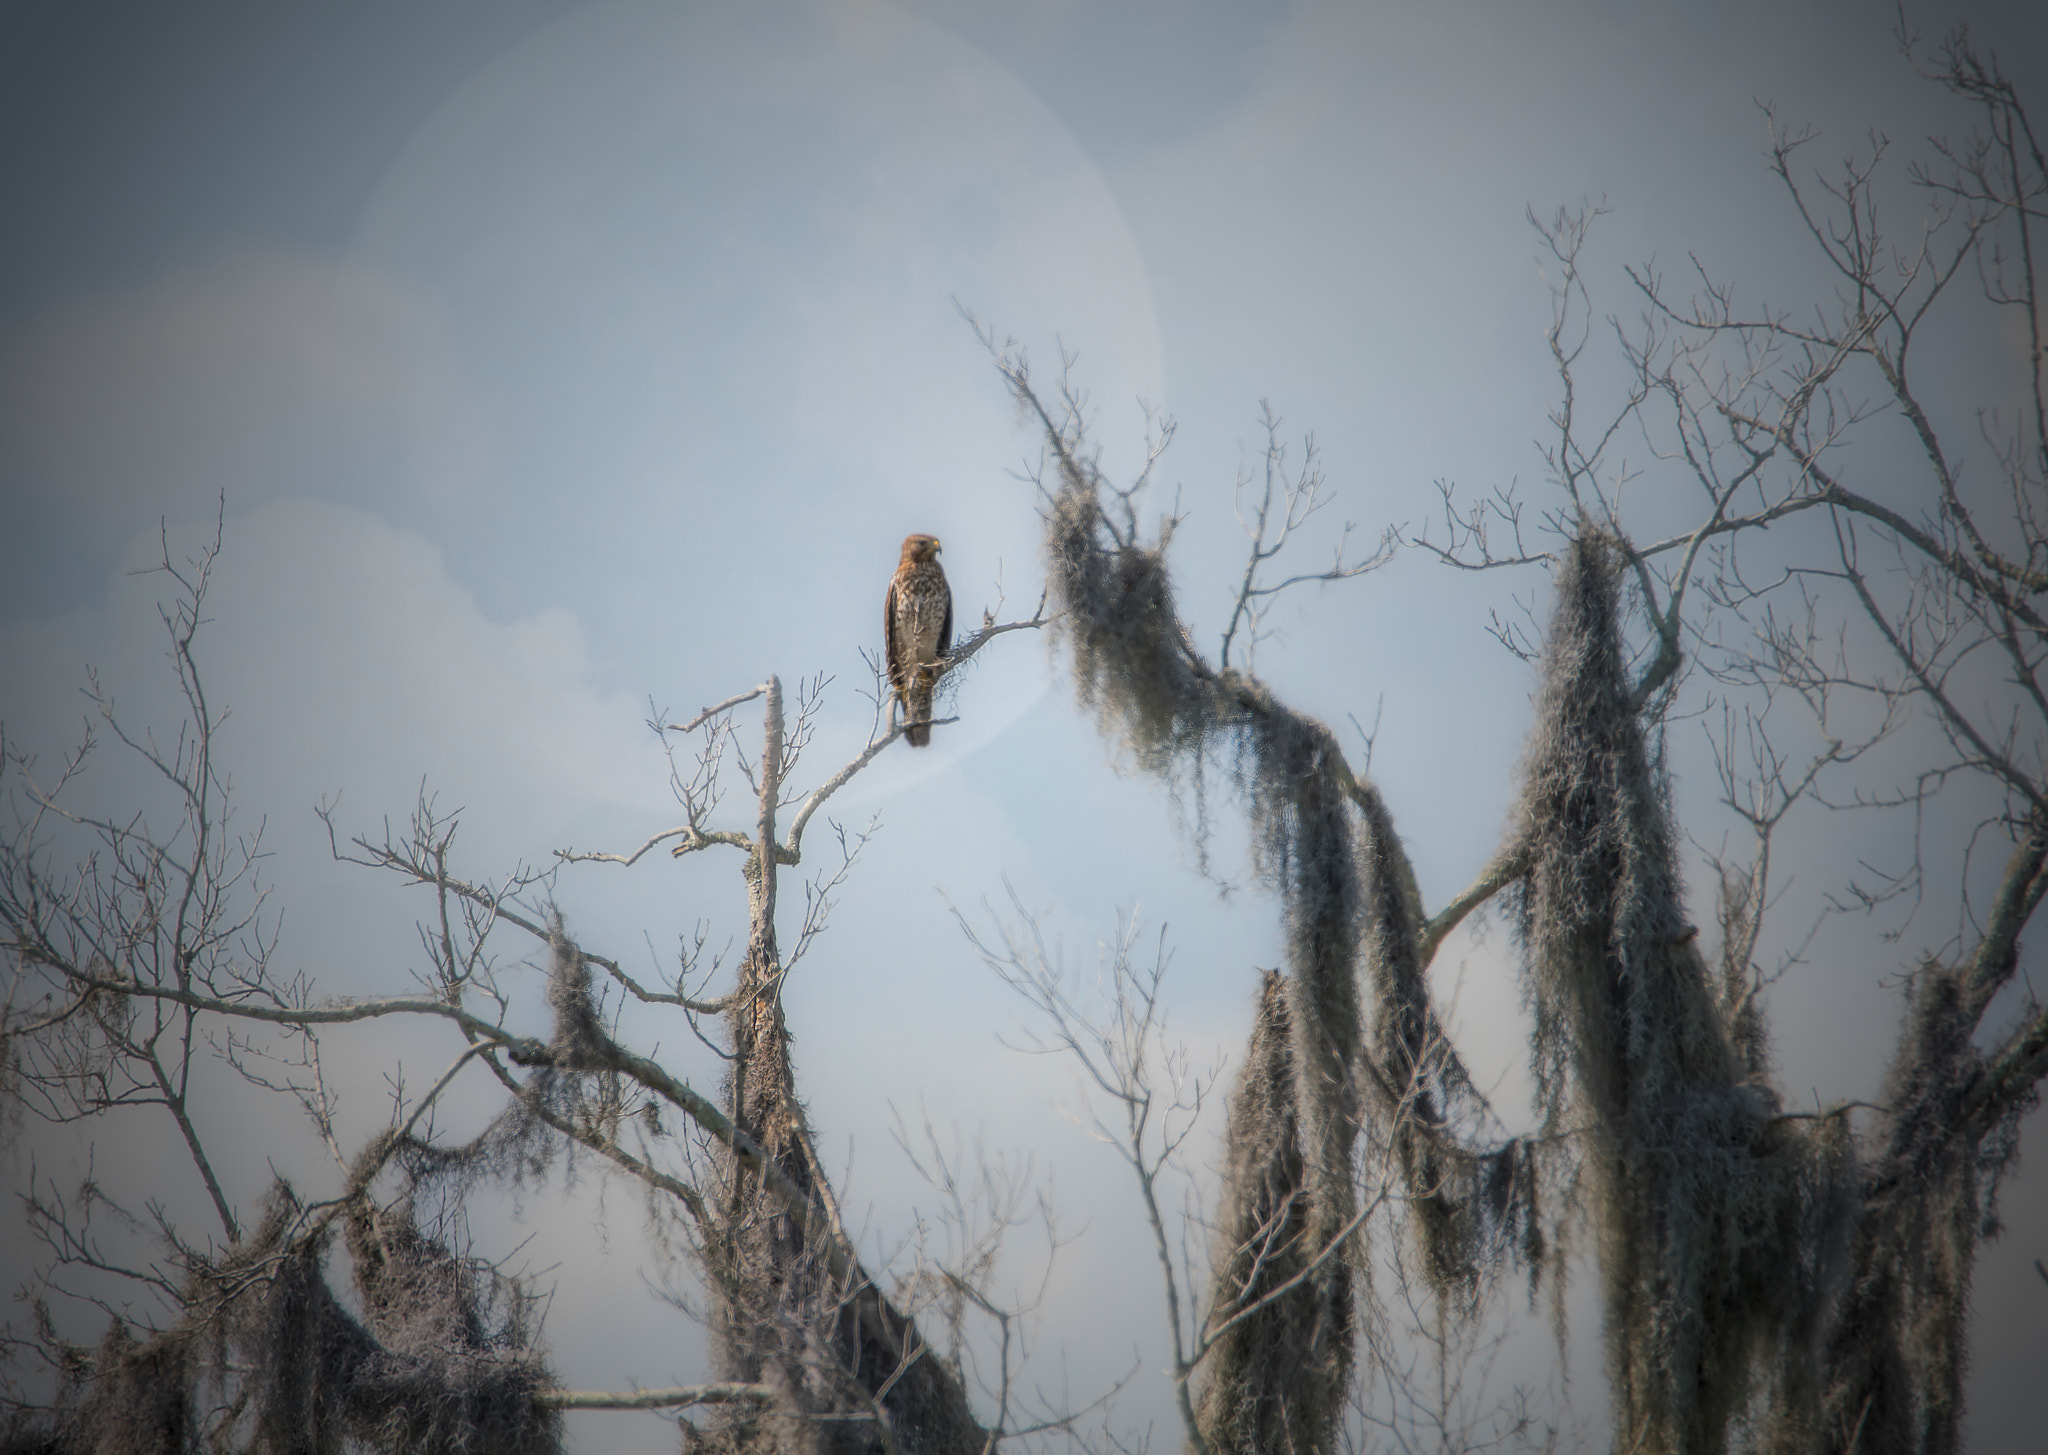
left=0, top=0, right=2043, bottom=1448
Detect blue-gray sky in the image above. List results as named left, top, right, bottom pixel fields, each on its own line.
left=2, top=1, right=2042, bottom=1448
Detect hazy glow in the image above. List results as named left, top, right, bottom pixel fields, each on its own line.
left=1, top=1, right=2040, bottom=1448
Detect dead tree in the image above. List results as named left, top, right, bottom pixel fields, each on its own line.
left=974, top=23, right=2045, bottom=1455
left=0, top=513, right=1054, bottom=1454
left=675, top=678, right=987, bottom=1455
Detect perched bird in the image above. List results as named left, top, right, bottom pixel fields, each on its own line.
left=884, top=533, right=953, bottom=746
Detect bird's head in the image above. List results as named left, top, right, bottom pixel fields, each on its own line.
left=901, top=533, right=943, bottom=563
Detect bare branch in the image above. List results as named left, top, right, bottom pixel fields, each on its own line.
left=670, top=685, right=771, bottom=735
left=538, top=1381, right=776, bottom=1410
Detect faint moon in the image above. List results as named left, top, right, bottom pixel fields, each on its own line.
left=348, top=0, right=1161, bottom=759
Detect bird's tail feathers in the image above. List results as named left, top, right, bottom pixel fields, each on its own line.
left=904, top=683, right=934, bottom=747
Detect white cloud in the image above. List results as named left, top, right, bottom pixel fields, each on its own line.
left=2, top=498, right=659, bottom=1000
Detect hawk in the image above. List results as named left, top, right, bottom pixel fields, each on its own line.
left=885, top=533, right=953, bottom=747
